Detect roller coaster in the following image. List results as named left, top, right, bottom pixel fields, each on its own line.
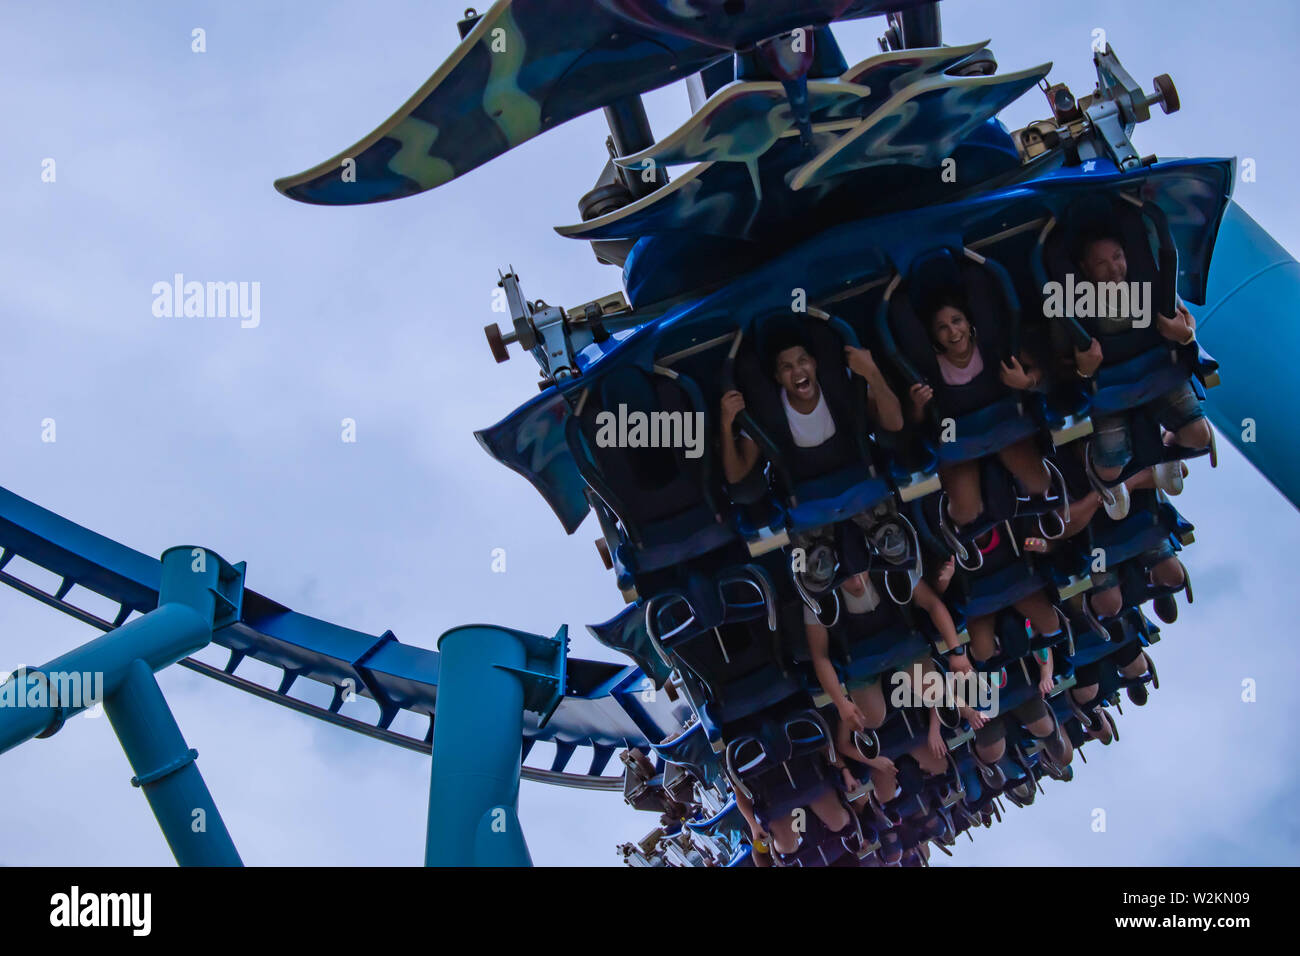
left=3, top=1, right=1298, bottom=867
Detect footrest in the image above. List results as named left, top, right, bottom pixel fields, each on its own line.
left=898, top=472, right=942, bottom=502
left=1056, top=574, right=1093, bottom=601
left=1051, top=414, right=1094, bottom=446
left=745, top=526, right=790, bottom=557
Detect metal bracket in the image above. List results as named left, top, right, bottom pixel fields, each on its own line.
left=210, top=559, right=245, bottom=631
left=1086, top=99, right=1139, bottom=171
left=1012, top=45, right=1178, bottom=171
left=1082, top=45, right=1180, bottom=172
left=1057, top=574, right=1093, bottom=601
left=899, top=472, right=942, bottom=502
left=492, top=625, right=568, bottom=727
left=1051, top=414, right=1094, bottom=447
left=131, top=748, right=199, bottom=788
left=488, top=271, right=581, bottom=382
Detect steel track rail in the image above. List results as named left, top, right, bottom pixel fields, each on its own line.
left=0, top=488, right=654, bottom=790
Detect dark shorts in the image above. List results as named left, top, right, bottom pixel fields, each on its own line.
left=1074, top=661, right=1101, bottom=686
left=1139, top=540, right=1178, bottom=573
left=846, top=646, right=928, bottom=693
left=1112, top=640, right=1144, bottom=668
left=974, top=696, right=1050, bottom=748
left=1091, top=382, right=1205, bottom=471
left=1089, top=541, right=1177, bottom=591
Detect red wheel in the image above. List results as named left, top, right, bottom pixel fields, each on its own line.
left=1153, top=74, right=1179, bottom=114
left=594, top=537, right=613, bottom=570
left=484, top=323, right=509, bottom=363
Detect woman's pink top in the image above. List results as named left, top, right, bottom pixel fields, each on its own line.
left=937, top=347, right=984, bottom=386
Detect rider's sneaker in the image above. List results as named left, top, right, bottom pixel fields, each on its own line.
left=1102, top=481, right=1130, bottom=520
left=799, top=543, right=837, bottom=594
left=1154, top=460, right=1185, bottom=496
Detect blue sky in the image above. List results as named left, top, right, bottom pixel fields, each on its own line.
left=1, top=0, right=1297, bottom=865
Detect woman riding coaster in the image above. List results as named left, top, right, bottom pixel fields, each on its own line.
left=910, top=289, right=1066, bottom=560
left=734, top=780, right=859, bottom=867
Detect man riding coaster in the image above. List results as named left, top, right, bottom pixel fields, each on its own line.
left=720, top=320, right=908, bottom=589
left=1067, top=227, right=1211, bottom=518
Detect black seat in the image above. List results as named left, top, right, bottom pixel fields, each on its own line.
left=734, top=315, right=863, bottom=482
left=1041, top=193, right=1218, bottom=417
left=729, top=310, right=895, bottom=532
left=877, top=247, right=1042, bottom=467
left=724, top=704, right=840, bottom=822
left=568, top=365, right=735, bottom=577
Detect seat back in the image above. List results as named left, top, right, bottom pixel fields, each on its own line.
left=587, top=603, right=673, bottom=686
left=725, top=705, right=838, bottom=817
left=1045, top=194, right=1172, bottom=364
left=664, top=618, right=779, bottom=696
left=569, top=366, right=717, bottom=539
left=732, top=313, right=868, bottom=488
left=885, top=249, right=1016, bottom=419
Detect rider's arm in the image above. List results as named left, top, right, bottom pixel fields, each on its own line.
left=722, top=432, right=760, bottom=485
left=845, top=347, right=904, bottom=432
left=806, top=618, right=851, bottom=711
left=1157, top=301, right=1197, bottom=344
left=1018, top=351, right=1047, bottom=391
left=719, top=413, right=760, bottom=485
left=912, top=579, right=962, bottom=652
left=865, top=371, right=904, bottom=433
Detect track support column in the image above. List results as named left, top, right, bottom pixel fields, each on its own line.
left=105, top=656, right=242, bottom=865
left=425, top=624, right=566, bottom=867
left=0, top=545, right=245, bottom=865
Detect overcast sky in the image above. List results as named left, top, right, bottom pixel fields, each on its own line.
left=1, top=0, right=1297, bottom=866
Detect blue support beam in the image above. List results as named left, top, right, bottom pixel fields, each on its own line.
left=0, top=600, right=210, bottom=754
left=1199, top=200, right=1300, bottom=510
left=425, top=624, right=566, bottom=867
left=105, top=657, right=242, bottom=865
left=0, top=545, right=243, bottom=865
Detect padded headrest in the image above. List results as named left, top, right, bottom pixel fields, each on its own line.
left=888, top=253, right=1009, bottom=378
left=908, top=249, right=962, bottom=313
left=672, top=617, right=757, bottom=666
left=1046, top=196, right=1160, bottom=286
left=736, top=711, right=830, bottom=770
left=753, top=313, right=848, bottom=380
left=737, top=313, right=851, bottom=435
left=755, top=315, right=814, bottom=379
left=579, top=368, right=701, bottom=500
left=599, top=366, right=657, bottom=416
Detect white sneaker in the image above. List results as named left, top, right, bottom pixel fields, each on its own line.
left=1153, top=460, right=1185, bottom=496
left=1102, top=481, right=1130, bottom=520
